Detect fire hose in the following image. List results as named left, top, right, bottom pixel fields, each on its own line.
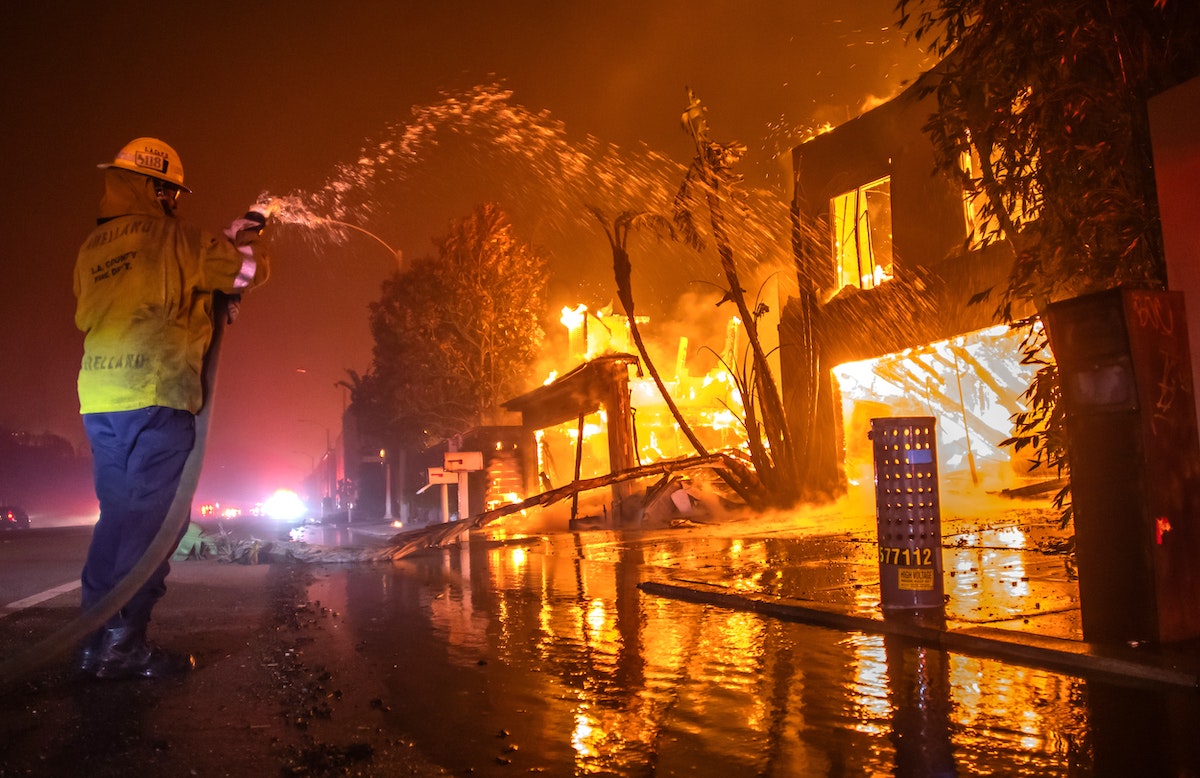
left=0, top=293, right=234, bottom=688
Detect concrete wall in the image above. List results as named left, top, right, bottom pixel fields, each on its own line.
left=1149, top=74, right=1200, bottom=434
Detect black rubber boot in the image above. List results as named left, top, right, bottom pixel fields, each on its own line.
left=92, top=626, right=194, bottom=680
left=77, top=629, right=104, bottom=675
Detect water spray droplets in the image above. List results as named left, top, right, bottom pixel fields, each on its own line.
left=259, top=82, right=807, bottom=299
left=261, top=85, right=662, bottom=250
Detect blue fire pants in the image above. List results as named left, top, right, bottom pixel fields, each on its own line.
left=81, top=407, right=195, bottom=631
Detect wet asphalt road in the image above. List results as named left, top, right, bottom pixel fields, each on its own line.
left=0, top=522, right=443, bottom=776
left=1, top=507, right=1199, bottom=776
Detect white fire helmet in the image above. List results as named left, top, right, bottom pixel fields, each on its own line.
left=98, top=137, right=191, bottom=192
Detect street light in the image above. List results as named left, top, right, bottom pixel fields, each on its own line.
left=298, top=419, right=335, bottom=507
left=295, top=367, right=349, bottom=415
left=295, top=367, right=350, bottom=519
left=298, top=418, right=332, bottom=451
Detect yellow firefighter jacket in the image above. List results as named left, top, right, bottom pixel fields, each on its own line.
left=74, top=169, right=270, bottom=414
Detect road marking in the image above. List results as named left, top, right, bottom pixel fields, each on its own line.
left=1, top=580, right=81, bottom=618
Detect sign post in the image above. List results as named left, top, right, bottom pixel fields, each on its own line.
left=423, top=467, right=457, bottom=523
left=444, top=451, right=483, bottom=523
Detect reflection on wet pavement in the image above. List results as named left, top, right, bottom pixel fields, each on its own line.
left=291, top=510, right=1200, bottom=775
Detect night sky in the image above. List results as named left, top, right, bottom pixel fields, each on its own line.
left=0, top=1, right=931, bottom=508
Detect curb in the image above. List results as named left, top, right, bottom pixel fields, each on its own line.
left=639, top=579, right=1200, bottom=691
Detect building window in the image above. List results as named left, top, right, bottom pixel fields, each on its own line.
left=960, top=150, right=996, bottom=250
left=959, top=138, right=1040, bottom=251
left=831, top=176, right=893, bottom=291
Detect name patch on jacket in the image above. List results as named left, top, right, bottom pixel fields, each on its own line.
left=85, top=220, right=153, bottom=250
left=81, top=353, right=148, bottom=370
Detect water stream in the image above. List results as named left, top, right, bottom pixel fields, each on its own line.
left=256, top=83, right=802, bottom=316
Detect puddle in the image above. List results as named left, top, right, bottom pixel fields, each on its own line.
left=290, top=528, right=1200, bottom=775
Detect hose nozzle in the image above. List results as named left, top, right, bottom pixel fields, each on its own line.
left=251, top=196, right=285, bottom=220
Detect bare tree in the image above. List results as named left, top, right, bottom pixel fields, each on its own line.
left=589, top=207, right=767, bottom=510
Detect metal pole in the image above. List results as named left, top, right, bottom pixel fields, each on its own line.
left=457, top=471, right=469, bottom=523
left=382, top=450, right=394, bottom=521
left=571, top=413, right=585, bottom=520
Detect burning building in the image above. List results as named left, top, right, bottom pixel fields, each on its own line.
left=779, top=61, right=1200, bottom=644
left=390, top=300, right=752, bottom=530
left=782, top=70, right=1043, bottom=498
left=412, top=73, right=1049, bottom=528
left=502, top=305, right=752, bottom=525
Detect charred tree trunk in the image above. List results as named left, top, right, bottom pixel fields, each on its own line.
left=588, top=208, right=765, bottom=510
left=592, top=210, right=711, bottom=458
left=681, top=90, right=801, bottom=507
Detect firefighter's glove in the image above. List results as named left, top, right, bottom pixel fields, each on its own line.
left=225, top=211, right=268, bottom=246
left=242, top=210, right=269, bottom=232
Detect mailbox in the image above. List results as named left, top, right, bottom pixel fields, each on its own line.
left=870, top=416, right=945, bottom=612
left=444, top=451, right=483, bottom=472
left=426, top=467, right=457, bottom=484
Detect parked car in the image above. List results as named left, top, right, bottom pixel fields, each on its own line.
left=0, top=505, right=30, bottom=530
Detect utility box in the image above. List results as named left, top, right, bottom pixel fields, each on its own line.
left=870, top=417, right=945, bottom=611
left=1045, top=287, right=1200, bottom=643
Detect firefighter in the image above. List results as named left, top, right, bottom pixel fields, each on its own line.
left=74, top=137, right=272, bottom=679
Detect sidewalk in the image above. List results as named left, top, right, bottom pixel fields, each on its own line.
left=632, top=506, right=1200, bottom=691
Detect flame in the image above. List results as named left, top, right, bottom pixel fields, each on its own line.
left=834, top=324, right=1044, bottom=489
left=533, top=304, right=752, bottom=487
left=530, top=311, right=1040, bottom=501
left=1157, top=516, right=1173, bottom=544
left=560, top=304, right=587, bottom=329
